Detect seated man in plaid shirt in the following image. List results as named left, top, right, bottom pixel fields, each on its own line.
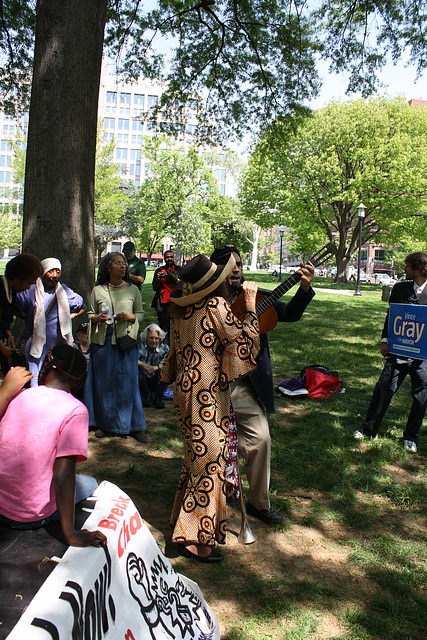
left=138, top=323, right=169, bottom=409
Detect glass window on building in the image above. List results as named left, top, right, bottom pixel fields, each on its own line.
left=219, top=184, right=225, bottom=195
left=146, top=121, right=157, bottom=132
left=134, top=94, right=145, bottom=106
left=188, top=99, right=198, bottom=111
left=0, top=140, right=12, bottom=152
left=0, top=171, right=10, bottom=182
left=130, top=149, right=141, bottom=161
left=116, top=148, right=127, bottom=160
left=117, top=133, right=128, bottom=143
left=147, top=95, right=158, bottom=108
left=118, top=119, right=129, bottom=130
left=0, top=156, right=11, bottom=167
left=3, top=125, right=14, bottom=134
left=131, top=134, right=142, bottom=144
left=132, top=120, right=144, bottom=131
left=374, top=248, right=385, bottom=261
left=120, top=92, right=131, bottom=104
left=107, top=91, right=117, bottom=104
left=104, top=117, right=115, bottom=129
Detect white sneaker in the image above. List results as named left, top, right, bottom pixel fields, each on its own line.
left=353, top=430, right=378, bottom=440
left=403, top=440, right=417, bottom=453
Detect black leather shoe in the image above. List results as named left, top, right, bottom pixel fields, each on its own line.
left=246, top=503, right=283, bottom=524
left=131, top=431, right=149, bottom=443
left=154, top=397, right=165, bottom=409
left=176, top=543, right=224, bottom=563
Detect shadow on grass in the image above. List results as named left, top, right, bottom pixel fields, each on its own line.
left=89, top=282, right=426, bottom=640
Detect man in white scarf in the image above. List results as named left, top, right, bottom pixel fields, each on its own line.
left=16, top=258, right=85, bottom=386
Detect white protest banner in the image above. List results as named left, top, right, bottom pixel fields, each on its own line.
left=7, top=481, right=220, bottom=640
left=388, top=303, right=427, bottom=360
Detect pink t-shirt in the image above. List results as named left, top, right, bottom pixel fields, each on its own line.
left=0, top=386, right=89, bottom=522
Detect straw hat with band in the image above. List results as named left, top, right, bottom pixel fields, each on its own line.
left=170, top=253, right=235, bottom=307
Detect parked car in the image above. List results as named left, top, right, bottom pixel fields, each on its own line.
left=367, top=273, right=397, bottom=286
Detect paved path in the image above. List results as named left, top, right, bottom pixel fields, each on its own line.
left=313, top=287, right=355, bottom=296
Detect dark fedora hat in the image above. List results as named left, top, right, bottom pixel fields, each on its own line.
left=170, top=253, right=235, bottom=307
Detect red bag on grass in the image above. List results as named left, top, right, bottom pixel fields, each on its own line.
left=302, top=365, right=343, bottom=399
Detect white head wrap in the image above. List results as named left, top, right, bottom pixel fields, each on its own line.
left=41, top=258, right=62, bottom=276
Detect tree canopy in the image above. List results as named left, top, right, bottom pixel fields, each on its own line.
left=2, top=1, right=427, bottom=138
left=128, top=136, right=222, bottom=259
left=1, top=0, right=426, bottom=295
left=240, top=97, right=427, bottom=281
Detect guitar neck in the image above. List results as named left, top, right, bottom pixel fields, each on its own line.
left=256, top=271, right=302, bottom=316
left=253, top=242, right=335, bottom=318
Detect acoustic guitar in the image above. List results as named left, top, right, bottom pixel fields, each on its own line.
left=231, top=243, right=336, bottom=335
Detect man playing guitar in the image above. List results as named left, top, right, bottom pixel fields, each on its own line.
left=210, top=246, right=315, bottom=524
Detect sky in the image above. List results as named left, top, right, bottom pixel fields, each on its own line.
left=310, top=57, right=425, bottom=110
left=229, top=56, right=426, bottom=156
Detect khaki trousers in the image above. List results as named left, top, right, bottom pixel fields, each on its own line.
left=231, top=377, right=271, bottom=510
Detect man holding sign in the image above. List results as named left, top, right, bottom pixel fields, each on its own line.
left=353, top=252, right=427, bottom=452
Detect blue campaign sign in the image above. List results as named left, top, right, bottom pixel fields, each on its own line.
left=388, top=303, right=427, bottom=360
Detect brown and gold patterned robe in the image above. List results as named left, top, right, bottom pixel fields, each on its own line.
left=162, top=296, right=260, bottom=546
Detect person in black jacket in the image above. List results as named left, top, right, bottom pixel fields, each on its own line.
left=211, top=246, right=315, bottom=524
left=152, top=251, right=180, bottom=334
left=353, top=251, right=427, bottom=452
left=0, top=253, right=42, bottom=374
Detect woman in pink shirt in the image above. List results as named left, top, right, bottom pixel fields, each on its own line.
left=0, top=345, right=106, bottom=548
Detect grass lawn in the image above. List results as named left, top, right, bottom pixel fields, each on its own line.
left=80, top=270, right=426, bottom=639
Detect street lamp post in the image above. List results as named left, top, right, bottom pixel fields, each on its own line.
left=279, top=228, right=284, bottom=281
left=354, top=203, right=366, bottom=297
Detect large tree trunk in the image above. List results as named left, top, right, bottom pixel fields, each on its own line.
left=335, top=253, right=350, bottom=283
left=22, top=0, right=108, bottom=303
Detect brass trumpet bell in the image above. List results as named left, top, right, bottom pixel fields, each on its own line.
left=238, top=472, right=257, bottom=544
